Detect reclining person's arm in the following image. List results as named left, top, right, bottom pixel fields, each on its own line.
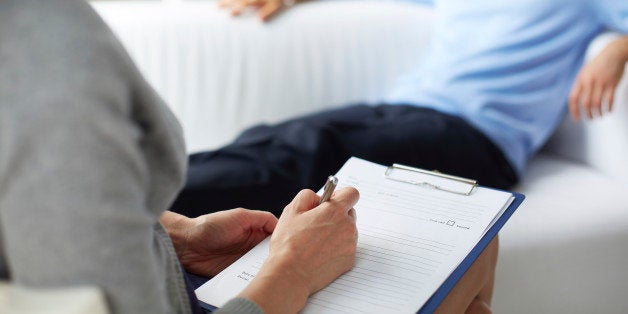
left=569, top=35, right=628, bottom=120
left=568, top=1, right=628, bottom=120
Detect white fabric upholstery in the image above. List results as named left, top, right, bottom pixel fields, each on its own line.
left=496, top=155, right=628, bottom=313
left=94, top=0, right=435, bottom=152
left=93, top=1, right=628, bottom=313
left=0, top=282, right=109, bottom=314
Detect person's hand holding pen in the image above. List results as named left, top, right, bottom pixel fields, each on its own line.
left=239, top=179, right=359, bottom=313
left=162, top=176, right=357, bottom=313
left=217, top=0, right=300, bottom=22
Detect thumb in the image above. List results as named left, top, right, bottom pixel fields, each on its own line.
left=243, top=210, right=279, bottom=234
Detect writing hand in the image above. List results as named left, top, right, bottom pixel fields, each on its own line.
left=238, top=188, right=359, bottom=313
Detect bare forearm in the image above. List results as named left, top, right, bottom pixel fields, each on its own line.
left=160, top=211, right=195, bottom=256
left=160, top=211, right=192, bottom=235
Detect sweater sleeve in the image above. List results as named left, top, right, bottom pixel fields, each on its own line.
left=214, top=298, right=265, bottom=314
left=0, top=0, right=188, bottom=313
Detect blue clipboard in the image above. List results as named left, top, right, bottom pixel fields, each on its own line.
left=194, top=192, right=524, bottom=314
left=192, top=163, right=525, bottom=313
left=417, top=191, right=525, bottom=313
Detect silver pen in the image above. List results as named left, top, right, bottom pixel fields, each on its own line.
left=319, top=175, right=338, bottom=205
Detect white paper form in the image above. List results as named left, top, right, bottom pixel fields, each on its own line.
left=196, top=157, right=513, bottom=313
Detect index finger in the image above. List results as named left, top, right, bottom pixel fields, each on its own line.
left=324, top=187, right=360, bottom=216
left=283, top=189, right=320, bottom=216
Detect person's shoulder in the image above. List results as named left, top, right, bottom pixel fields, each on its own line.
left=590, top=0, right=628, bottom=33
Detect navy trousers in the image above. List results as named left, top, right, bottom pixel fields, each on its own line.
left=171, top=105, right=518, bottom=217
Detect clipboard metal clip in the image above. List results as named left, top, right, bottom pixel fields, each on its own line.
left=384, top=163, right=478, bottom=196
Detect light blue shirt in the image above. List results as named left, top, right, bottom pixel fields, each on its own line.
left=385, top=0, right=628, bottom=176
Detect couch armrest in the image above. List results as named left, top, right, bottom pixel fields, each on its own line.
left=544, top=33, right=628, bottom=184
left=93, top=1, right=435, bottom=152
left=0, top=282, right=109, bottom=314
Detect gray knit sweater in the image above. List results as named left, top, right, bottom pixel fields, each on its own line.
left=0, top=1, right=260, bottom=313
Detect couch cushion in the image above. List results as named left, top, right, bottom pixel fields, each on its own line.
left=494, top=154, right=628, bottom=314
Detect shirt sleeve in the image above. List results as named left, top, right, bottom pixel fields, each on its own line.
left=593, top=0, right=628, bottom=32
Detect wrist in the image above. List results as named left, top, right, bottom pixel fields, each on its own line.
left=160, top=211, right=195, bottom=254
left=608, top=37, right=628, bottom=64
left=238, top=256, right=310, bottom=313
left=620, top=41, right=628, bottom=64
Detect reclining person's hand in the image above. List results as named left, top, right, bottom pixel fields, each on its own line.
left=238, top=188, right=359, bottom=313
left=161, top=209, right=277, bottom=277
left=218, top=0, right=297, bottom=22
left=569, top=36, right=628, bottom=121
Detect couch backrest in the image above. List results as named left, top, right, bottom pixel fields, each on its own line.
left=95, top=1, right=627, bottom=184
left=94, top=1, right=435, bottom=152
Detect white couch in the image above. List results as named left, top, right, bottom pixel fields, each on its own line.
left=94, top=1, right=628, bottom=313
